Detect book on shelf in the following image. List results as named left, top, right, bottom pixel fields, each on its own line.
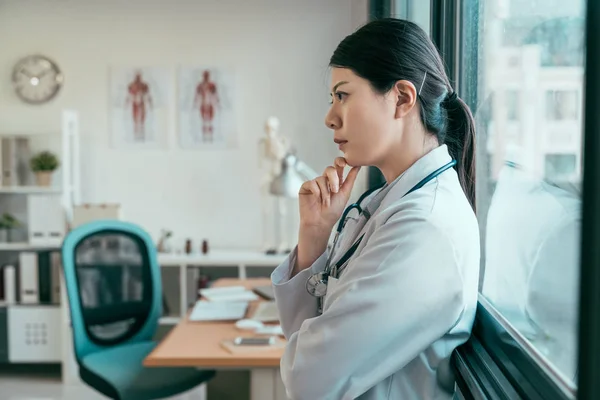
left=2, top=265, right=16, bottom=305
left=50, top=252, right=61, bottom=304
left=0, top=250, right=61, bottom=306
left=19, top=252, right=38, bottom=304
left=0, top=137, right=32, bottom=187
left=0, top=264, right=4, bottom=301
left=28, top=195, right=66, bottom=246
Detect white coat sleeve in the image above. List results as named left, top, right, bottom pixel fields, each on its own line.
left=271, top=246, right=329, bottom=337
left=280, top=214, right=466, bottom=400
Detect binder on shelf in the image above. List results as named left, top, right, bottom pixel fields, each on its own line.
left=38, top=252, right=51, bottom=304
left=0, top=137, right=31, bottom=187
left=1, top=138, right=16, bottom=187
left=19, top=252, right=38, bottom=304
left=0, top=266, right=4, bottom=302
left=27, top=195, right=66, bottom=246
left=3, top=265, right=16, bottom=304
left=51, top=252, right=61, bottom=304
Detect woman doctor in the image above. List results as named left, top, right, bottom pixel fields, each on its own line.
left=271, top=18, right=480, bottom=400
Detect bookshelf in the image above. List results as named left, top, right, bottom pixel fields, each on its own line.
left=0, top=243, right=60, bottom=251
left=0, top=110, right=80, bottom=377
left=0, top=186, right=62, bottom=194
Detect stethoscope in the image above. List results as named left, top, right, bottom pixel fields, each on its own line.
left=306, top=159, right=457, bottom=303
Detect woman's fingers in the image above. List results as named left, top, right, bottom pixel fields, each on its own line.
left=299, top=179, right=320, bottom=198
left=299, top=157, right=354, bottom=206
left=334, top=157, right=347, bottom=184
left=340, top=166, right=361, bottom=194
left=324, top=166, right=339, bottom=193
left=315, top=176, right=330, bottom=206
left=325, top=157, right=348, bottom=193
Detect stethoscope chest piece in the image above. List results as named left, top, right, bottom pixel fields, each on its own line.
left=306, top=272, right=329, bottom=298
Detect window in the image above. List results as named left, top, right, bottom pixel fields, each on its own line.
left=506, top=90, right=520, bottom=121
left=546, top=90, right=579, bottom=121
left=462, top=0, right=585, bottom=393
left=544, top=154, right=578, bottom=181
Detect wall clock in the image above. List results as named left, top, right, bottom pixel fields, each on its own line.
left=12, top=54, right=64, bottom=104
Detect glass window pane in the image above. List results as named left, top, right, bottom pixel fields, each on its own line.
left=473, top=0, right=585, bottom=386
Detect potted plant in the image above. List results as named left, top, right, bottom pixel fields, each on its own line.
left=30, top=150, right=60, bottom=187
left=0, top=213, right=20, bottom=243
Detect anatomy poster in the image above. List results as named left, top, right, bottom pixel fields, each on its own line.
left=178, top=67, right=237, bottom=149
left=109, top=67, right=169, bottom=149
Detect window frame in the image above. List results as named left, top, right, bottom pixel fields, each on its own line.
left=435, top=0, right=594, bottom=398
left=430, top=0, right=460, bottom=90
left=367, top=0, right=393, bottom=190
left=577, top=0, right=600, bottom=398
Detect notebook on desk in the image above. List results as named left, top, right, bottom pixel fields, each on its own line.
left=199, top=286, right=259, bottom=302
left=189, top=300, right=249, bottom=321
left=253, top=285, right=275, bottom=300
left=251, top=301, right=279, bottom=323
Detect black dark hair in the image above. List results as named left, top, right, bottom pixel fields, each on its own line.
left=329, top=18, right=476, bottom=211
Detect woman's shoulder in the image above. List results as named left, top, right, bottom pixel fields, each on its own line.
left=370, top=176, right=479, bottom=248
left=376, top=173, right=473, bottom=218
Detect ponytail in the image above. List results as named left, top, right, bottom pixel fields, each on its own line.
left=444, top=95, right=476, bottom=212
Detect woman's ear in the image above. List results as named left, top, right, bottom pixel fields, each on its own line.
left=393, top=80, right=417, bottom=119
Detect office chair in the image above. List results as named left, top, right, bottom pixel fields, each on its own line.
left=61, top=220, right=215, bottom=400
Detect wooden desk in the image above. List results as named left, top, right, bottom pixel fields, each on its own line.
left=145, top=278, right=288, bottom=400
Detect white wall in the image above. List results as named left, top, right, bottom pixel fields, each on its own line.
left=0, top=0, right=368, bottom=250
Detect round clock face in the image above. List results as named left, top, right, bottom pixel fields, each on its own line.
left=12, top=55, right=64, bottom=104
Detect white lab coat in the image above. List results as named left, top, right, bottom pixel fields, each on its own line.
left=271, top=145, right=480, bottom=400
left=482, top=165, right=581, bottom=380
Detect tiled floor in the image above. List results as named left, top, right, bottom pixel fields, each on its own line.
left=0, top=374, right=205, bottom=400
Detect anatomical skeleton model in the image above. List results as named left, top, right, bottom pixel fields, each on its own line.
left=258, top=117, right=292, bottom=254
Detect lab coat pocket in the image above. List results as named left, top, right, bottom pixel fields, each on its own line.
left=323, top=277, right=341, bottom=311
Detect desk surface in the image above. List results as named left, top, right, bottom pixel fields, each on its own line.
left=144, top=278, right=285, bottom=368
left=157, top=250, right=288, bottom=266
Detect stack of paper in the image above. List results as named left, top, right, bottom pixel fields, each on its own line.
left=199, top=286, right=259, bottom=302
left=189, top=301, right=249, bottom=322
left=252, top=301, right=279, bottom=323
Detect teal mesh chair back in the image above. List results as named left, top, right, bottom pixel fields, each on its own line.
left=61, top=220, right=162, bottom=362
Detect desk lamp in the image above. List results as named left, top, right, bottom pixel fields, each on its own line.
left=268, top=152, right=318, bottom=254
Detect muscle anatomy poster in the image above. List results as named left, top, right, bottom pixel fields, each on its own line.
left=178, top=67, right=237, bottom=149
left=109, top=67, right=169, bottom=149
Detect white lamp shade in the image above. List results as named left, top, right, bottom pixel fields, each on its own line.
left=269, top=154, right=306, bottom=198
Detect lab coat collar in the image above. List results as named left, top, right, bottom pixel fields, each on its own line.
left=363, top=145, right=453, bottom=217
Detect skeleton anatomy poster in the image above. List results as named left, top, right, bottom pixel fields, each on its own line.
left=109, top=67, right=169, bottom=149
left=178, top=67, right=237, bottom=149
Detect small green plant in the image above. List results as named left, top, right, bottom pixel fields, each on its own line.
left=0, top=213, right=20, bottom=229
left=30, top=151, right=59, bottom=172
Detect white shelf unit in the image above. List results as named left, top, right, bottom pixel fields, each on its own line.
left=0, top=110, right=81, bottom=248
left=4, top=304, right=62, bottom=363
left=0, top=242, right=61, bottom=251
left=0, top=111, right=80, bottom=380
left=157, top=250, right=287, bottom=324
left=0, top=186, right=62, bottom=194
